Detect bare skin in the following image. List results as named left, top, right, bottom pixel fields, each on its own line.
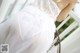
left=53, top=0, right=77, bottom=22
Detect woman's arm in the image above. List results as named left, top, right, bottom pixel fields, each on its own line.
left=56, top=0, right=77, bottom=22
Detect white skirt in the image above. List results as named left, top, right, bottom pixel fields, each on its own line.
left=0, top=6, right=56, bottom=53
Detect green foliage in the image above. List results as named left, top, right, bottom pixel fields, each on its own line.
left=55, top=17, right=79, bottom=41
left=55, top=17, right=75, bottom=34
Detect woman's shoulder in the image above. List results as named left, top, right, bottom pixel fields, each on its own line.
left=53, top=0, right=70, bottom=10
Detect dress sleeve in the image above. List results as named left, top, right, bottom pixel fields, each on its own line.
left=14, top=12, right=41, bottom=41
left=5, top=11, right=41, bottom=41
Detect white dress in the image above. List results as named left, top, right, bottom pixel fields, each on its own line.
left=0, top=0, right=61, bottom=53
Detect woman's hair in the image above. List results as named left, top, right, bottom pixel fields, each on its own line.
left=46, top=30, right=61, bottom=53
left=54, top=30, right=61, bottom=53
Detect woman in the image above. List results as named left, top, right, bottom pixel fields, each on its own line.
left=0, top=0, right=77, bottom=53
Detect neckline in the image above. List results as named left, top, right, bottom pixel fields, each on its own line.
left=51, top=0, right=61, bottom=11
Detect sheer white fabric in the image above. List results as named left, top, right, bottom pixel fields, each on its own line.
left=23, top=0, right=61, bottom=21
left=0, top=0, right=61, bottom=53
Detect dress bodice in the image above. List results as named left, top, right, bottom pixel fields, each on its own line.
left=23, top=0, right=61, bottom=22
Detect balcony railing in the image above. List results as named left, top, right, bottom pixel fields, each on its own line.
left=49, top=11, right=80, bottom=53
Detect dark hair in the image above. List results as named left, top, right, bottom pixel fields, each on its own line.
left=54, top=30, right=61, bottom=53
left=47, top=30, right=61, bottom=53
